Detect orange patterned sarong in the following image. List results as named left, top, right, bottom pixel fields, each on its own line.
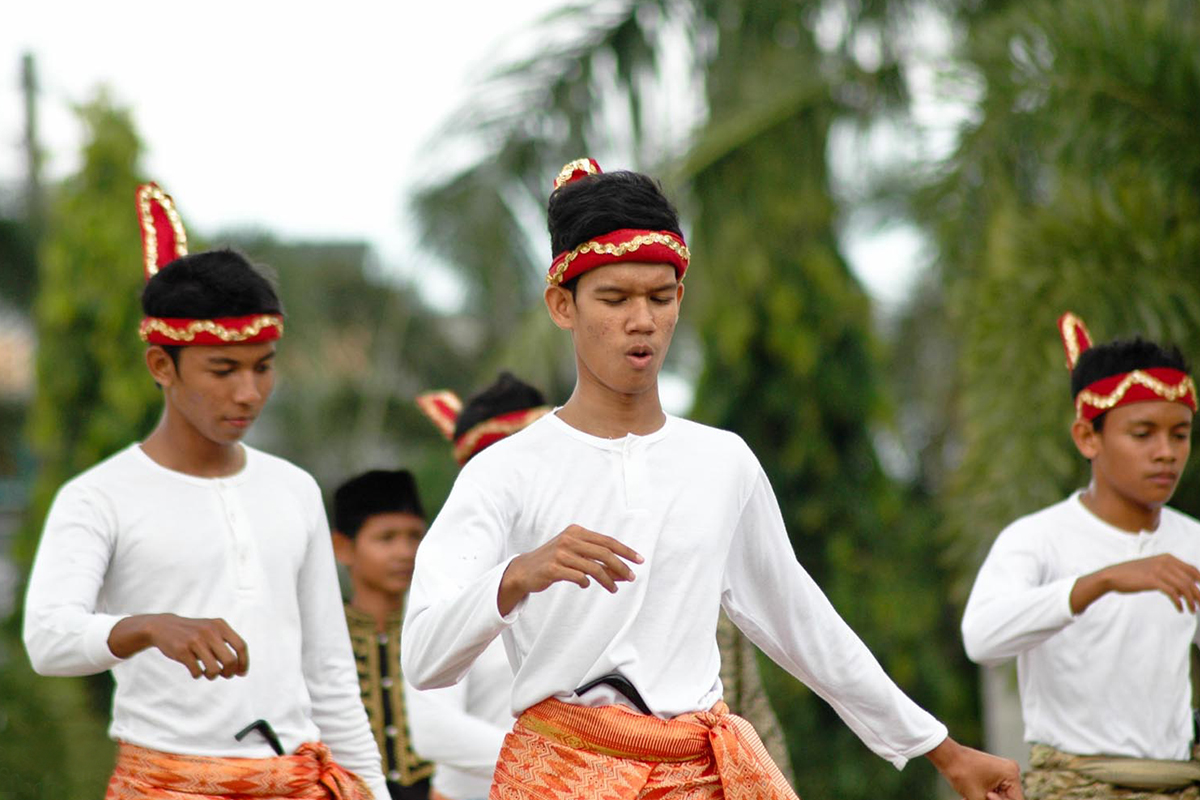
left=491, top=698, right=800, bottom=800
left=105, top=740, right=373, bottom=799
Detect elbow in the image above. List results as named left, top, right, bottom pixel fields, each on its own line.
left=960, top=626, right=1004, bottom=667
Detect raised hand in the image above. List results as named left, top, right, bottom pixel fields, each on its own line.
left=926, top=737, right=1024, bottom=800
left=1070, top=554, right=1200, bottom=614
left=108, top=613, right=249, bottom=680
left=498, top=524, right=643, bottom=615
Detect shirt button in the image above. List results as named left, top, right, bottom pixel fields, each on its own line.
left=385, top=725, right=399, bottom=738
left=388, top=770, right=401, bottom=781
left=381, top=677, right=394, bottom=688
left=377, top=634, right=389, bottom=644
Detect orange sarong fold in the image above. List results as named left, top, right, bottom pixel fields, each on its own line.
left=105, top=740, right=372, bottom=800
left=490, top=698, right=800, bottom=800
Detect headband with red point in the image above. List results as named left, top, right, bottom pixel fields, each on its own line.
left=416, top=388, right=550, bottom=466
left=1058, top=311, right=1196, bottom=421
left=546, top=159, right=690, bottom=287
left=136, top=183, right=283, bottom=346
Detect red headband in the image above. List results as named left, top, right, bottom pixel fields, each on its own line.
left=416, top=389, right=550, bottom=465
left=546, top=159, right=689, bottom=287
left=1058, top=312, right=1197, bottom=421
left=137, top=183, right=283, bottom=346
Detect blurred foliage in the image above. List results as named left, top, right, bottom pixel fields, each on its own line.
left=216, top=233, right=477, bottom=511
left=20, top=93, right=161, bottom=567
left=4, top=90, right=157, bottom=800
left=900, top=0, right=1200, bottom=594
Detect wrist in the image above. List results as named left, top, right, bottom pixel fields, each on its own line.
left=924, top=736, right=960, bottom=773
left=497, top=557, right=528, bottom=617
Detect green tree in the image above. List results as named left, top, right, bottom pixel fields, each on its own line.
left=410, top=2, right=976, bottom=796
left=906, top=0, right=1200, bottom=585
left=6, top=90, right=154, bottom=800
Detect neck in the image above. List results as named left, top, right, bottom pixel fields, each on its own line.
left=1079, top=482, right=1162, bottom=533
left=349, top=586, right=405, bottom=633
left=557, top=379, right=666, bottom=440
left=140, top=407, right=244, bottom=478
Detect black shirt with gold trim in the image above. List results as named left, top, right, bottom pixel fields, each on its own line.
left=345, top=605, right=434, bottom=799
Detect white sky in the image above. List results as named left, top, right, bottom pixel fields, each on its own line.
left=2, top=2, right=960, bottom=313
left=1, top=1, right=568, bottom=286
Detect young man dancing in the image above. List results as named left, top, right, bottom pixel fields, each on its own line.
left=962, top=313, right=1200, bottom=799
left=402, top=160, right=1022, bottom=799
left=23, top=184, right=386, bottom=799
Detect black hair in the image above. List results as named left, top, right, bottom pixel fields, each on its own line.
left=142, top=248, right=283, bottom=366
left=454, top=372, right=547, bottom=442
left=333, top=469, right=425, bottom=538
left=547, top=170, right=682, bottom=257
left=1072, top=336, right=1190, bottom=430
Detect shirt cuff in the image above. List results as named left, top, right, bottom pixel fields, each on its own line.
left=890, top=722, right=950, bottom=770
left=1055, top=575, right=1082, bottom=619
left=84, top=613, right=131, bottom=671
left=490, top=554, right=527, bottom=624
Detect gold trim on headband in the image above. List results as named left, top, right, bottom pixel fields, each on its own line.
left=547, top=233, right=691, bottom=286
left=138, top=184, right=189, bottom=278
left=1075, top=370, right=1198, bottom=417
left=1059, top=312, right=1090, bottom=370
left=453, top=407, right=551, bottom=463
left=139, top=315, right=284, bottom=343
left=553, top=159, right=601, bottom=191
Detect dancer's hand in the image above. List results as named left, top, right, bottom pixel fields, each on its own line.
left=108, top=613, right=249, bottom=680
left=926, top=736, right=1024, bottom=800
left=498, top=525, right=643, bottom=615
left=1070, top=554, right=1200, bottom=614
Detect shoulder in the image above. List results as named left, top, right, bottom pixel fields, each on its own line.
left=668, top=417, right=761, bottom=478
left=55, top=444, right=143, bottom=499
left=993, top=495, right=1081, bottom=546
left=244, top=446, right=321, bottom=496
left=669, top=416, right=756, bottom=459
left=1162, top=505, right=1200, bottom=538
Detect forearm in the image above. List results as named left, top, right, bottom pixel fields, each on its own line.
left=1068, top=570, right=1111, bottom=615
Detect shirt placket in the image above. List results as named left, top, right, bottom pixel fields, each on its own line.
left=215, top=481, right=258, bottom=592
left=622, top=436, right=648, bottom=510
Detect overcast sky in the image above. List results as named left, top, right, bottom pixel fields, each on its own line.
left=3, top=2, right=945, bottom=311
left=2, top=2, right=571, bottom=290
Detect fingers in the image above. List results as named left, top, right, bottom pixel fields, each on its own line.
left=215, top=618, right=250, bottom=675
left=573, top=528, right=644, bottom=566
left=155, top=616, right=249, bottom=680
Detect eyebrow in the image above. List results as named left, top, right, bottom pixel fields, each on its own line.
left=592, top=283, right=677, bottom=294
left=204, top=352, right=277, bottom=367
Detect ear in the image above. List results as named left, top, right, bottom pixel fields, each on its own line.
left=544, top=285, right=576, bottom=331
left=675, top=281, right=685, bottom=308
left=145, top=346, right=178, bottom=387
left=1070, top=417, right=1101, bottom=460
left=331, top=531, right=356, bottom=568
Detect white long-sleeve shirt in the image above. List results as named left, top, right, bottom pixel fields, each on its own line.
left=405, top=639, right=512, bottom=799
left=402, top=413, right=947, bottom=770
left=23, top=444, right=388, bottom=798
left=961, top=493, right=1200, bottom=760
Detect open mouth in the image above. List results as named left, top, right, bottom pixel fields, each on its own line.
left=625, top=345, right=654, bottom=369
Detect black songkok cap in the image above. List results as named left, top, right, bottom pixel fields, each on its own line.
left=333, top=469, right=425, bottom=538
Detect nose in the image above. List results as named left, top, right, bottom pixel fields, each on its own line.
left=232, top=372, right=263, bottom=406
left=626, top=297, right=656, bottom=333
left=1153, top=432, right=1179, bottom=462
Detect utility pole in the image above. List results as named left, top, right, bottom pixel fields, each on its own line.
left=21, top=51, right=45, bottom=242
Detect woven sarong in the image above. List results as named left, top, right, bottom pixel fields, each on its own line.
left=1025, top=743, right=1200, bottom=800
left=490, top=698, right=799, bottom=800
left=105, top=740, right=373, bottom=799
